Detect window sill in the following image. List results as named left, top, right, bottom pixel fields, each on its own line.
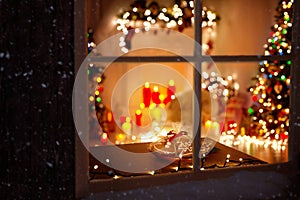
left=85, top=141, right=293, bottom=193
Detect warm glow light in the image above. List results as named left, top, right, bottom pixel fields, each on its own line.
left=234, top=83, right=240, bottom=90
left=102, top=133, right=108, bottom=139
left=285, top=108, right=290, bottom=114
left=277, top=104, right=282, bottom=109
left=169, top=80, right=175, bottom=86
left=113, top=175, right=120, bottom=179
left=148, top=171, right=155, bottom=175
left=107, top=111, right=113, bottom=122
left=153, top=86, right=159, bottom=92
left=159, top=94, right=165, bottom=101
left=144, top=9, right=151, bottom=16
left=117, top=133, right=125, bottom=141
left=140, top=103, right=145, bottom=109
left=97, top=77, right=102, bottom=83
left=205, top=120, right=212, bottom=128
left=136, top=109, right=142, bottom=115
left=89, top=96, right=94, bottom=102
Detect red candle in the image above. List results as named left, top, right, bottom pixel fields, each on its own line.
left=163, top=96, right=171, bottom=104
left=164, top=80, right=176, bottom=104
left=152, top=86, right=161, bottom=104
left=100, top=132, right=108, bottom=144
left=167, top=80, right=176, bottom=97
left=135, top=109, right=142, bottom=126
left=143, top=82, right=151, bottom=107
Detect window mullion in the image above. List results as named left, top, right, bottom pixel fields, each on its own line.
left=192, top=0, right=203, bottom=172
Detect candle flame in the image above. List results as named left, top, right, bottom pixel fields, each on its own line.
left=136, top=109, right=142, bottom=115
left=159, top=94, right=165, bottom=101
left=169, top=79, right=175, bottom=86
left=140, top=103, right=145, bottom=109
left=145, top=82, right=150, bottom=88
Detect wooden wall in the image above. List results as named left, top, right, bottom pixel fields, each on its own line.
left=0, top=1, right=75, bottom=199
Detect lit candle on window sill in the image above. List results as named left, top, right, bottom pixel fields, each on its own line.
left=205, top=120, right=220, bottom=140
left=167, top=80, right=176, bottom=98
left=164, top=80, right=176, bottom=104
left=135, top=109, right=142, bottom=126
left=149, top=104, right=165, bottom=122
left=116, top=133, right=126, bottom=143
left=122, top=117, right=132, bottom=135
left=152, top=86, right=161, bottom=104
left=100, top=132, right=108, bottom=144
left=143, top=82, right=151, bottom=107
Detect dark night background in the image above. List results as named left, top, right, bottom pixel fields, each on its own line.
left=1, top=1, right=75, bottom=199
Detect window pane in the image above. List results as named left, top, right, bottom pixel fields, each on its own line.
left=203, top=0, right=280, bottom=55
left=87, top=0, right=219, bottom=56
left=87, top=60, right=195, bottom=147
left=208, top=61, right=290, bottom=164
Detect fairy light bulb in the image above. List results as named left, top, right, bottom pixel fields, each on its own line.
left=89, top=96, right=94, bottom=102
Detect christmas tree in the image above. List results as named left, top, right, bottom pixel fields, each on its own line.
left=247, top=0, right=293, bottom=141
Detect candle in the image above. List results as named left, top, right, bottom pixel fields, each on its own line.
left=116, top=133, right=126, bottom=142
left=100, top=132, right=108, bottom=144
left=106, top=111, right=113, bottom=122
left=205, top=120, right=212, bottom=132
left=167, top=80, right=176, bottom=97
left=152, top=86, right=161, bottom=104
left=164, top=80, right=176, bottom=104
left=135, top=109, right=142, bottom=126
left=122, top=117, right=132, bottom=135
left=150, top=105, right=162, bottom=122
left=240, top=127, right=246, bottom=136
left=205, top=120, right=220, bottom=140
left=143, top=82, right=151, bottom=107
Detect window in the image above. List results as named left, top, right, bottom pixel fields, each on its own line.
left=74, top=0, right=300, bottom=198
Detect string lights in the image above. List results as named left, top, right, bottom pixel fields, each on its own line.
left=114, top=0, right=219, bottom=53
left=89, top=152, right=266, bottom=180
left=201, top=72, right=239, bottom=102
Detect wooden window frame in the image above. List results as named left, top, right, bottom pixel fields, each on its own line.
left=74, top=0, right=300, bottom=198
